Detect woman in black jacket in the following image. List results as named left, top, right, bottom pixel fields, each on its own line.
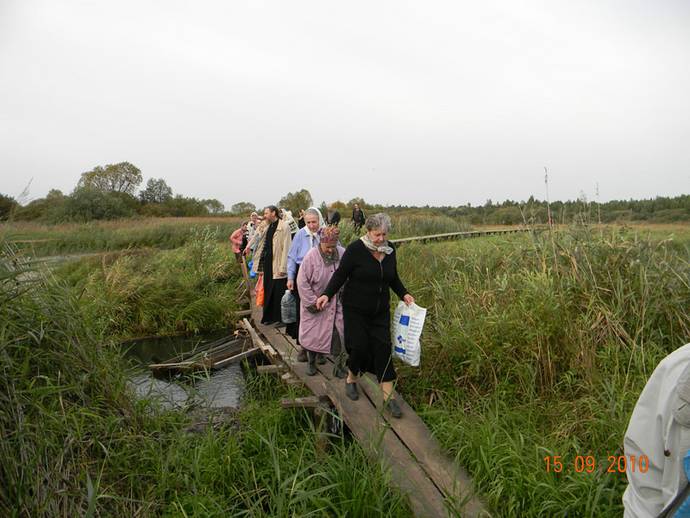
left=316, top=213, right=414, bottom=418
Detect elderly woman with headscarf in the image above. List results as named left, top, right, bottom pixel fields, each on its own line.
left=286, top=207, right=325, bottom=360
left=245, top=213, right=265, bottom=258
left=316, top=213, right=414, bottom=418
left=252, top=205, right=292, bottom=325
left=297, top=226, right=346, bottom=377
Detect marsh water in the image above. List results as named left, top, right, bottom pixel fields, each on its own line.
left=124, top=333, right=247, bottom=411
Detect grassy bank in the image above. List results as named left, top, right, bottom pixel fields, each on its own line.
left=55, top=229, right=242, bottom=340
left=1, top=217, right=244, bottom=257
left=394, top=224, right=690, bottom=516
left=2, top=213, right=472, bottom=258
left=5, top=221, right=688, bottom=516
left=0, top=244, right=410, bottom=517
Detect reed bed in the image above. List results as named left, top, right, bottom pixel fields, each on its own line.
left=1, top=217, right=244, bottom=257
left=55, top=228, right=242, bottom=340
left=393, top=225, right=690, bottom=516
left=2, top=213, right=472, bottom=258
left=0, top=242, right=410, bottom=517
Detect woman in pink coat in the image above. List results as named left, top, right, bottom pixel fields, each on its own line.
left=297, top=226, right=346, bottom=377
left=229, top=222, right=248, bottom=262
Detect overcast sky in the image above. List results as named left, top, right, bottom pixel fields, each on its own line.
left=1, top=0, right=689, bottom=209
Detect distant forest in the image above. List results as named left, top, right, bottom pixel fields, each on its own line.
left=1, top=162, right=688, bottom=224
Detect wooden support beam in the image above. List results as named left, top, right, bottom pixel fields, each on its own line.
left=279, top=395, right=324, bottom=409
left=212, top=347, right=260, bottom=369
left=257, top=364, right=286, bottom=374
left=281, top=372, right=302, bottom=386
left=240, top=318, right=278, bottom=359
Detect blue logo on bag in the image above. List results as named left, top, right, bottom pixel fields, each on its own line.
left=394, top=345, right=405, bottom=353
left=399, top=315, right=410, bottom=325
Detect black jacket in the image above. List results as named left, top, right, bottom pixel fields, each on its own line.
left=322, top=239, right=408, bottom=314
left=351, top=208, right=365, bottom=225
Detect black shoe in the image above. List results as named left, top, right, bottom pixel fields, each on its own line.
left=296, top=349, right=307, bottom=362
left=317, top=354, right=327, bottom=365
left=333, top=363, right=347, bottom=379
left=385, top=398, right=402, bottom=418
left=345, top=382, right=359, bottom=401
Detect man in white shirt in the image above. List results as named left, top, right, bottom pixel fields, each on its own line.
left=624, top=343, right=690, bottom=517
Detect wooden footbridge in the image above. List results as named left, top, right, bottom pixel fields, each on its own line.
left=236, top=227, right=510, bottom=516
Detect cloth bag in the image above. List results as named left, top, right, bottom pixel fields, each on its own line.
left=280, top=290, right=297, bottom=324
left=392, top=302, right=427, bottom=367
left=255, top=274, right=264, bottom=306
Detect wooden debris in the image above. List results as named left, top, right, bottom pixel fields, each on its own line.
left=279, top=395, right=324, bottom=409
left=257, top=364, right=286, bottom=374
left=280, top=372, right=302, bottom=386
left=240, top=318, right=277, bottom=358
left=212, top=347, right=260, bottom=369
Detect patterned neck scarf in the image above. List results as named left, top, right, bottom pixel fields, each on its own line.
left=360, top=233, right=393, bottom=255
left=319, top=245, right=339, bottom=266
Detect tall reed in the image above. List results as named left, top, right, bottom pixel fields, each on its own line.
left=394, top=226, right=689, bottom=516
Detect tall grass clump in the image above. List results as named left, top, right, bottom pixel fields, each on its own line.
left=2, top=217, right=244, bottom=257
left=54, top=227, right=241, bottom=340
left=390, top=214, right=472, bottom=238
left=1, top=242, right=411, bottom=517
left=393, top=226, right=690, bottom=516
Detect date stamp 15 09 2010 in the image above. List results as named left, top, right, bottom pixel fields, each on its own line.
left=543, top=455, right=650, bottom=474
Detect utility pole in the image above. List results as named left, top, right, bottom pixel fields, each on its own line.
left=595, top=182, right=601, bottom=225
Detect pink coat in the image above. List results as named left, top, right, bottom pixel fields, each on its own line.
left=230, top=228, right=244, bottom=253
left=297, top=246, right=345, bottom=353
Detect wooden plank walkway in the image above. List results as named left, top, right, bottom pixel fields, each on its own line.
left=244, top=301, right=490, bottom=517
left=390, top=227, right=536, bottom=246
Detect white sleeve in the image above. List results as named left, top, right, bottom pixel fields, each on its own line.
left=622, top=345, right=690, bottom=517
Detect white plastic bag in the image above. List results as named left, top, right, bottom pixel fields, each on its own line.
left=392, top=301, right=427, bottom=367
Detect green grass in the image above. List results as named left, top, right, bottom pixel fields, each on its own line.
left=2, top=213, right=473, bottom=258
left=54, top=227, right=243, bottom=340
left=1, top=216, right=244, bottom=257
left=393, top=224, right=690, bottom=516
left=5, top=220, right=689, bottom=516
left=0, top=243, right=412, bottom=517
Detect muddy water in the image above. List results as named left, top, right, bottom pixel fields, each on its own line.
left=124, top=334, right=246, bottom=411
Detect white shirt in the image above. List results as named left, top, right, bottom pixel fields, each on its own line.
left=623, top=342, right=690, bottom=517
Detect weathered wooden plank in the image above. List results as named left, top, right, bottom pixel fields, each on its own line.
left=323, top=381, right=451, bottom=518
left=280, top=395, right=325, bottom=409
left=280, top=372, right=303, bottom=386
left=241, top=318, right=278, bottom=358
left=256, top=364, right=286, bottom=374
left=357, top=374, right=488, bottom=517
left=246, top=278, right=488, bottom=517
left=212, top=347, right=260, bottom=369
left=390, top=227, right=536, bottom=247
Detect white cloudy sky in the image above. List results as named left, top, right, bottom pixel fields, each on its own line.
left=1, top=0, right=689, bottom=208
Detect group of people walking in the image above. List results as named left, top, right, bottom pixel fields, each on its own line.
left=232, top=204, right=413, bottom=418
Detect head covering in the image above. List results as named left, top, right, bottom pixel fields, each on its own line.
left=319, top=226, right=340, bottom=244
left=306, top=206, right=325, bottom=227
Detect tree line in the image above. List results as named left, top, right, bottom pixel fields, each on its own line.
left=1, top=163, right=688, bottom=224
left=1, top=162, right=225, bottom=222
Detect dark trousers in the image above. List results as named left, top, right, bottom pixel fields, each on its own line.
left=344, top=306, right=396, bottom=382
left=261, top=266, right=287, bottom=324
